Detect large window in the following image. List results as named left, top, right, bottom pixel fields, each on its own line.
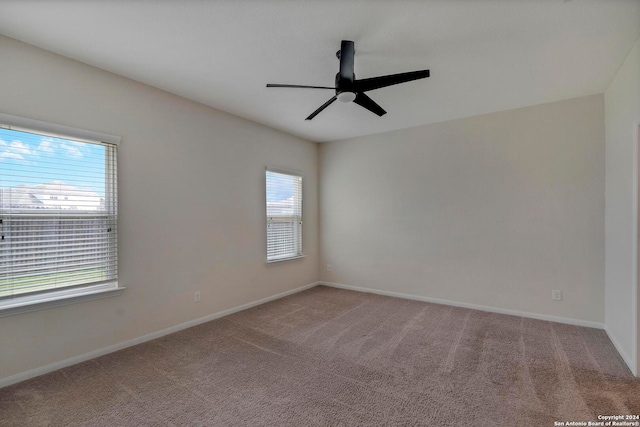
left=266, top=169, right=303, bottom=262
left=0, top=115, right=118, bottom=306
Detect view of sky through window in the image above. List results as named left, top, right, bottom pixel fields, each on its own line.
left=0, top=128, right=106, bottom=197
left=266, top=171, right=295, bottom=203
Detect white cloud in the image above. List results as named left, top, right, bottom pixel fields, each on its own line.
left=66, top=140, right=87, bottom=148
left=1, top=136, right=88, bottom=162
left=0, top=151, right=25, bottom=161
left=0, top=139, right=28, bottom=162
left=36, top=137, right=89, bottom=158
left=9, top=140, right=32, bottom=156
left=38, top=137, right=55, bottom=153
left=60, top=142, right=83, bottom=158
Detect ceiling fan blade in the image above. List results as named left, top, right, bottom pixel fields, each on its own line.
left=353, top=93, right=387, bottom=116
left=355, top=70, right=430, bottom=92
left=305, top=96, right=338, bottom=120
left=339, top=40, right=355, bottom=84
left=266, top=84, right=335, bottom=89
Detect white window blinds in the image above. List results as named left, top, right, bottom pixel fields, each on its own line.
left=266, top=170, right=302, bottom=262
left=0, top=125, right=118, bottom=299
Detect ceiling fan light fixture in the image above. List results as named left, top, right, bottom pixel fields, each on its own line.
left=337, top=91, right=356, bottom=103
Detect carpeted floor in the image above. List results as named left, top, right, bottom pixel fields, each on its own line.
left=1, top=285, right=639, bottom=426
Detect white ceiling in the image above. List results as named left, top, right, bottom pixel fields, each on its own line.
left=0, top=1, right=639, bottom=142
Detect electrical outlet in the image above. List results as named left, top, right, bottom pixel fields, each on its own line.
left=194, top=291, right=201, bottom=303
left=552, top=290, right=562, bottom=301
left=326, top=264, right=332, bottom=272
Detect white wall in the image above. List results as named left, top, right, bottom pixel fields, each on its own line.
left=0, top=35, right=319, bottom=380
left=320, top=95, right=605, bottom=324
left=605, top=37, right=640, bottom=375
left=3, top=30, right=634, bottom=383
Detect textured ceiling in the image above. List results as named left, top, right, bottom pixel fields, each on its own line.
left=0, top=1, right=639, bottom=142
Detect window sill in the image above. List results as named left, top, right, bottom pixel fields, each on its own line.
left=0, top=283, right=125, bottom=318
left=266, top=255, right=306, bottom=264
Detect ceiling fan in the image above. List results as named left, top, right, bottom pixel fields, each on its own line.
left=266, top=40, right=430, bottom=120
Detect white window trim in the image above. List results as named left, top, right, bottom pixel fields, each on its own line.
left=0, top=112, right=123, bottom=317
left=266, top=254, right=306, bottom=264
left=0, top=283, right=125, bottom=317
left=0, top=113, right=121, bottom=145
left=265, top=166, right=304, bottom=263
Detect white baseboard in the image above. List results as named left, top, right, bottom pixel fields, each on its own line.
left=321, top=281, right=605, bottom=330
left=0, top=281, right=321, bottom=389
left=6, top=280, right=630, bottom=388
left=604, top=325, right=637, bottom=376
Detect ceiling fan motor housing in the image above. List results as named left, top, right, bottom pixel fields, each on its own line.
left=335, top=72, right=356, bottom=102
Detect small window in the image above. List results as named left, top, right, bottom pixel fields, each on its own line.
left=0, top=121, right=118, bottom=301
left=266, top=169, right=303, bottom=262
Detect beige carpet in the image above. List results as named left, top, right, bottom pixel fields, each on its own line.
left=1, top=285, right=639, bottom=426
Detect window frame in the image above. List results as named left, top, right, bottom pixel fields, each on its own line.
left=0, top=112, right=124, bottom=317
left=265, top=166, right=305, bottom=263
